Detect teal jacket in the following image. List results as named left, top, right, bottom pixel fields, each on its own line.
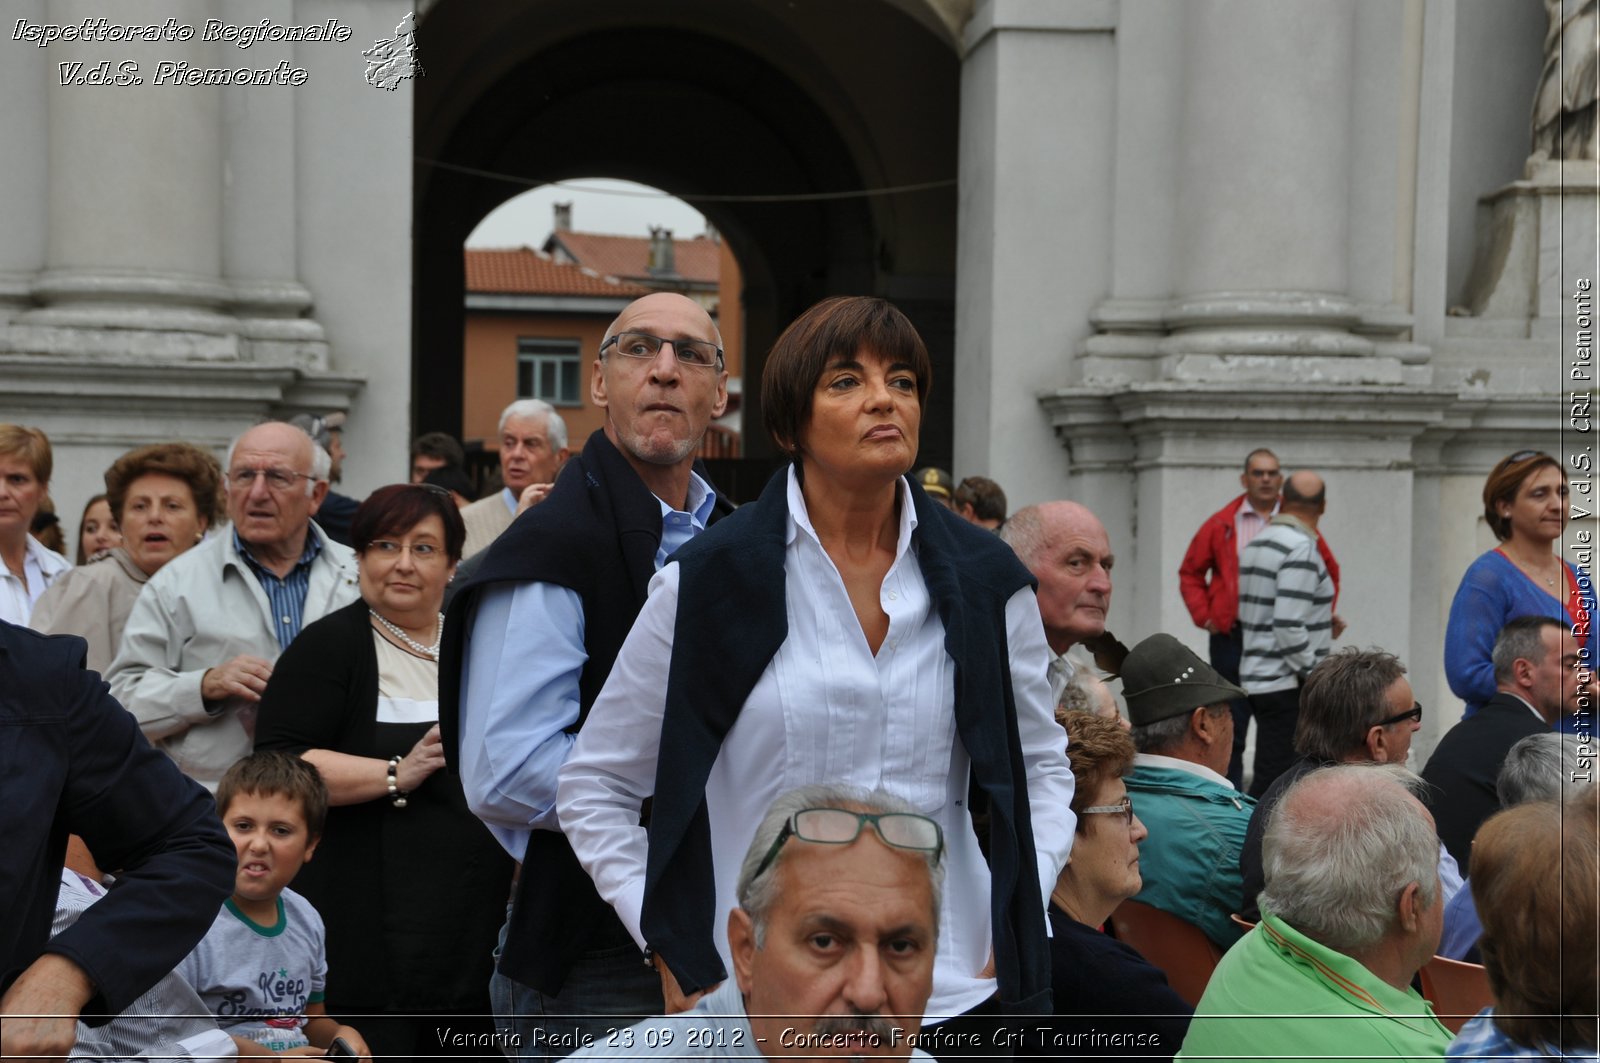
left=1179, top=912, right=1452, bottom=1063
left=1125, top=759, right=1254, bottom=947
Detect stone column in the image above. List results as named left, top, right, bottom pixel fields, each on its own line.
left=12, top=0, right=241, bottom=359
left=1160, top=0, right=1394, bottom=385
left=954, top=0, right=1118, bottom=509
left=0, top=0, right=49, bottom=324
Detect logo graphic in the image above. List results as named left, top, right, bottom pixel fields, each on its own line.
left=363, top=12, right=421, bottom=91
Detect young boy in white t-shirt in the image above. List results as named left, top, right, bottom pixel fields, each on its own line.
left=179, top=752, right=368, bottom=1057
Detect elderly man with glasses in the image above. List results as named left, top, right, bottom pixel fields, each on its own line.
left=108, top=420, right=358, bottom=791
left=570, top=784, right=942, bottom=1061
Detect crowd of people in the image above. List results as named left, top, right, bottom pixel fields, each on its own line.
left=1, top=290, right=1595, bottom=1063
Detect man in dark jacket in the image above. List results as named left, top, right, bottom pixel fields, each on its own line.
left=1423, top=616, right=1578, bottom=865
left=441, top=292, right=730, bottom=1058
left=0, top=622, right=234, bottom=1059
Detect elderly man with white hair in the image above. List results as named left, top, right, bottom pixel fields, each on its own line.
left=461, top=398, right=570, bottom=559
left=1178, top=764, right=1453, bottom=1063
left=571, top=783, right=941, bottom=1061
left=108, top=420, right=359, bottom=790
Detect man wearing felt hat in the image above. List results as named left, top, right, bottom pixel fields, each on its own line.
left=1120, top=633, right=1256, bottom=948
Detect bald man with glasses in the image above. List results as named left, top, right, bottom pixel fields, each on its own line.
left=441, top=292, right=733, bottom=1060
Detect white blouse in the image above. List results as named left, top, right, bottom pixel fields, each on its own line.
left=558, top=469, right=1075, bottom=1022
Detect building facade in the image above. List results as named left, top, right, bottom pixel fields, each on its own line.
left=1, top=0, right=1591, bottom=760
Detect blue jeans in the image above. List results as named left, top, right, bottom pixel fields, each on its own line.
left=489, top=907, right=663, bottom=1062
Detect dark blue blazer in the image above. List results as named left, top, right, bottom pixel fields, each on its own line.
left=0, top=621, right=234, bottom=1020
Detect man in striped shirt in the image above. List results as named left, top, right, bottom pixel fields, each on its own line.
left=1235, top=471, right=1335, bottom=798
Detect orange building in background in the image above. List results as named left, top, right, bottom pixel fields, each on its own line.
left=463, top=217, right=744, bottom=462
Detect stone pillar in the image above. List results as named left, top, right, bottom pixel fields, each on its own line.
left=219, top=0, right=329, bottom=370
left=0, top=0, right=49, bottom=324
left=14, top=0, right=239, bottom=359
left=1151, top=0, right=1403, bottom=385
left=954, top=0, right=1117, bottom=509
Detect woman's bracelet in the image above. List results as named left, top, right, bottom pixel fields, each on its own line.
left=386, top=755, right=409, bottom=809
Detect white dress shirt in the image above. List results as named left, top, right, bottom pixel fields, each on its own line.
left=458, top=473, right=715, bottom=859
left=0, top=534, right=71, bottom=627
left=558, top=469, right=1075, bottom=1023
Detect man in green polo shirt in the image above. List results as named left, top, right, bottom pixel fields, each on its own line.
left=1179, top=764, right=1452, bottom=1063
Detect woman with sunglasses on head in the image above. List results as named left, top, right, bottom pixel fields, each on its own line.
left=1444, top=450, right=1595, bottom=719
left=559, top=296, right=1075, bottom=1055
left=255, top=485, right=511, bottom=1060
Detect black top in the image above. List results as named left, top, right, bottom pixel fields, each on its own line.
left=1421, top=691, right=1549, bottom=867
left=0, top=621, right=234, bottom=1020
left=256, top=600, right=511, bottom=1010
left=640, top=465, right=1053, bottom=1012
left=1038, top=906, right=1192, bottom=1061
left=315, top=492, right=359, bottom=548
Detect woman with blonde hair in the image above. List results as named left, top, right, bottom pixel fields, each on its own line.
left=0, top=424, right=70, bottom=626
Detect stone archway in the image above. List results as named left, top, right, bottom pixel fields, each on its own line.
left=412, top=0, right=962, bottom=478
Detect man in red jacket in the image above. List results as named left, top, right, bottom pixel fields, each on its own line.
left=1179, top=449, right=1342, bottom=787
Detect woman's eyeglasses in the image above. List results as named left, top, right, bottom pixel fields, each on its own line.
left=1080, top=795, right=1136, bottom=827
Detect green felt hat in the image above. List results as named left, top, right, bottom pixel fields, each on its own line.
left=1121, top=633, right=1247, bottom=727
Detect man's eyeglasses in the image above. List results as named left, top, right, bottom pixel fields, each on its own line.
left=1374, top=702, right=1424, bottom=728
left=753, top=807, right=944, bottom=880
left=1080, top=795, right=1136, bottom=827
left=227, top=468, right=315, bottom=492
left=601, top=331, right=723, bottom=370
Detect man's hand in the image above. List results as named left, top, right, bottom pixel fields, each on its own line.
left=201, top=655, right=275, bottom=704
left=1203, top=620, right=1219, bottom=634
left=1331, top=614, right=1347, bottom=640
left=0, top=953, right=96, bottom=1063
left=656, top=956, right=718, bottom=1015
left=515, top=482, right=555, bottom=516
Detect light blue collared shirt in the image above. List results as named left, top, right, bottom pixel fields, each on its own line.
left=458, top=471, right=716, bottom=859
left=232, top=528, right=323, bottom=651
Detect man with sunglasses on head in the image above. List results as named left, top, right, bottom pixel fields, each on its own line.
left=570, top=785, right=941, bottom=1061
left=1236, top=648, right=1462, bottom=923
left=108, top=420, right=359, bottom=791
left=441, top=292, right=732, bottom=1059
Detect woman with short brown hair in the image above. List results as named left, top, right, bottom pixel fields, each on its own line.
left=33, top=442, right=223, bottom=671
left=560, top=295, right=1075, bottom=1040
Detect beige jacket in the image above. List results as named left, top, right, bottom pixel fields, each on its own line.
left=461, top=490, right=515, bottom=559
left=107, top=525, right=359, bottom=789
left=30, top=547, right=149, bottom=674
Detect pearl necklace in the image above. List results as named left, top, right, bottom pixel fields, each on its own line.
left=370, top=609, right=443, bottom=661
